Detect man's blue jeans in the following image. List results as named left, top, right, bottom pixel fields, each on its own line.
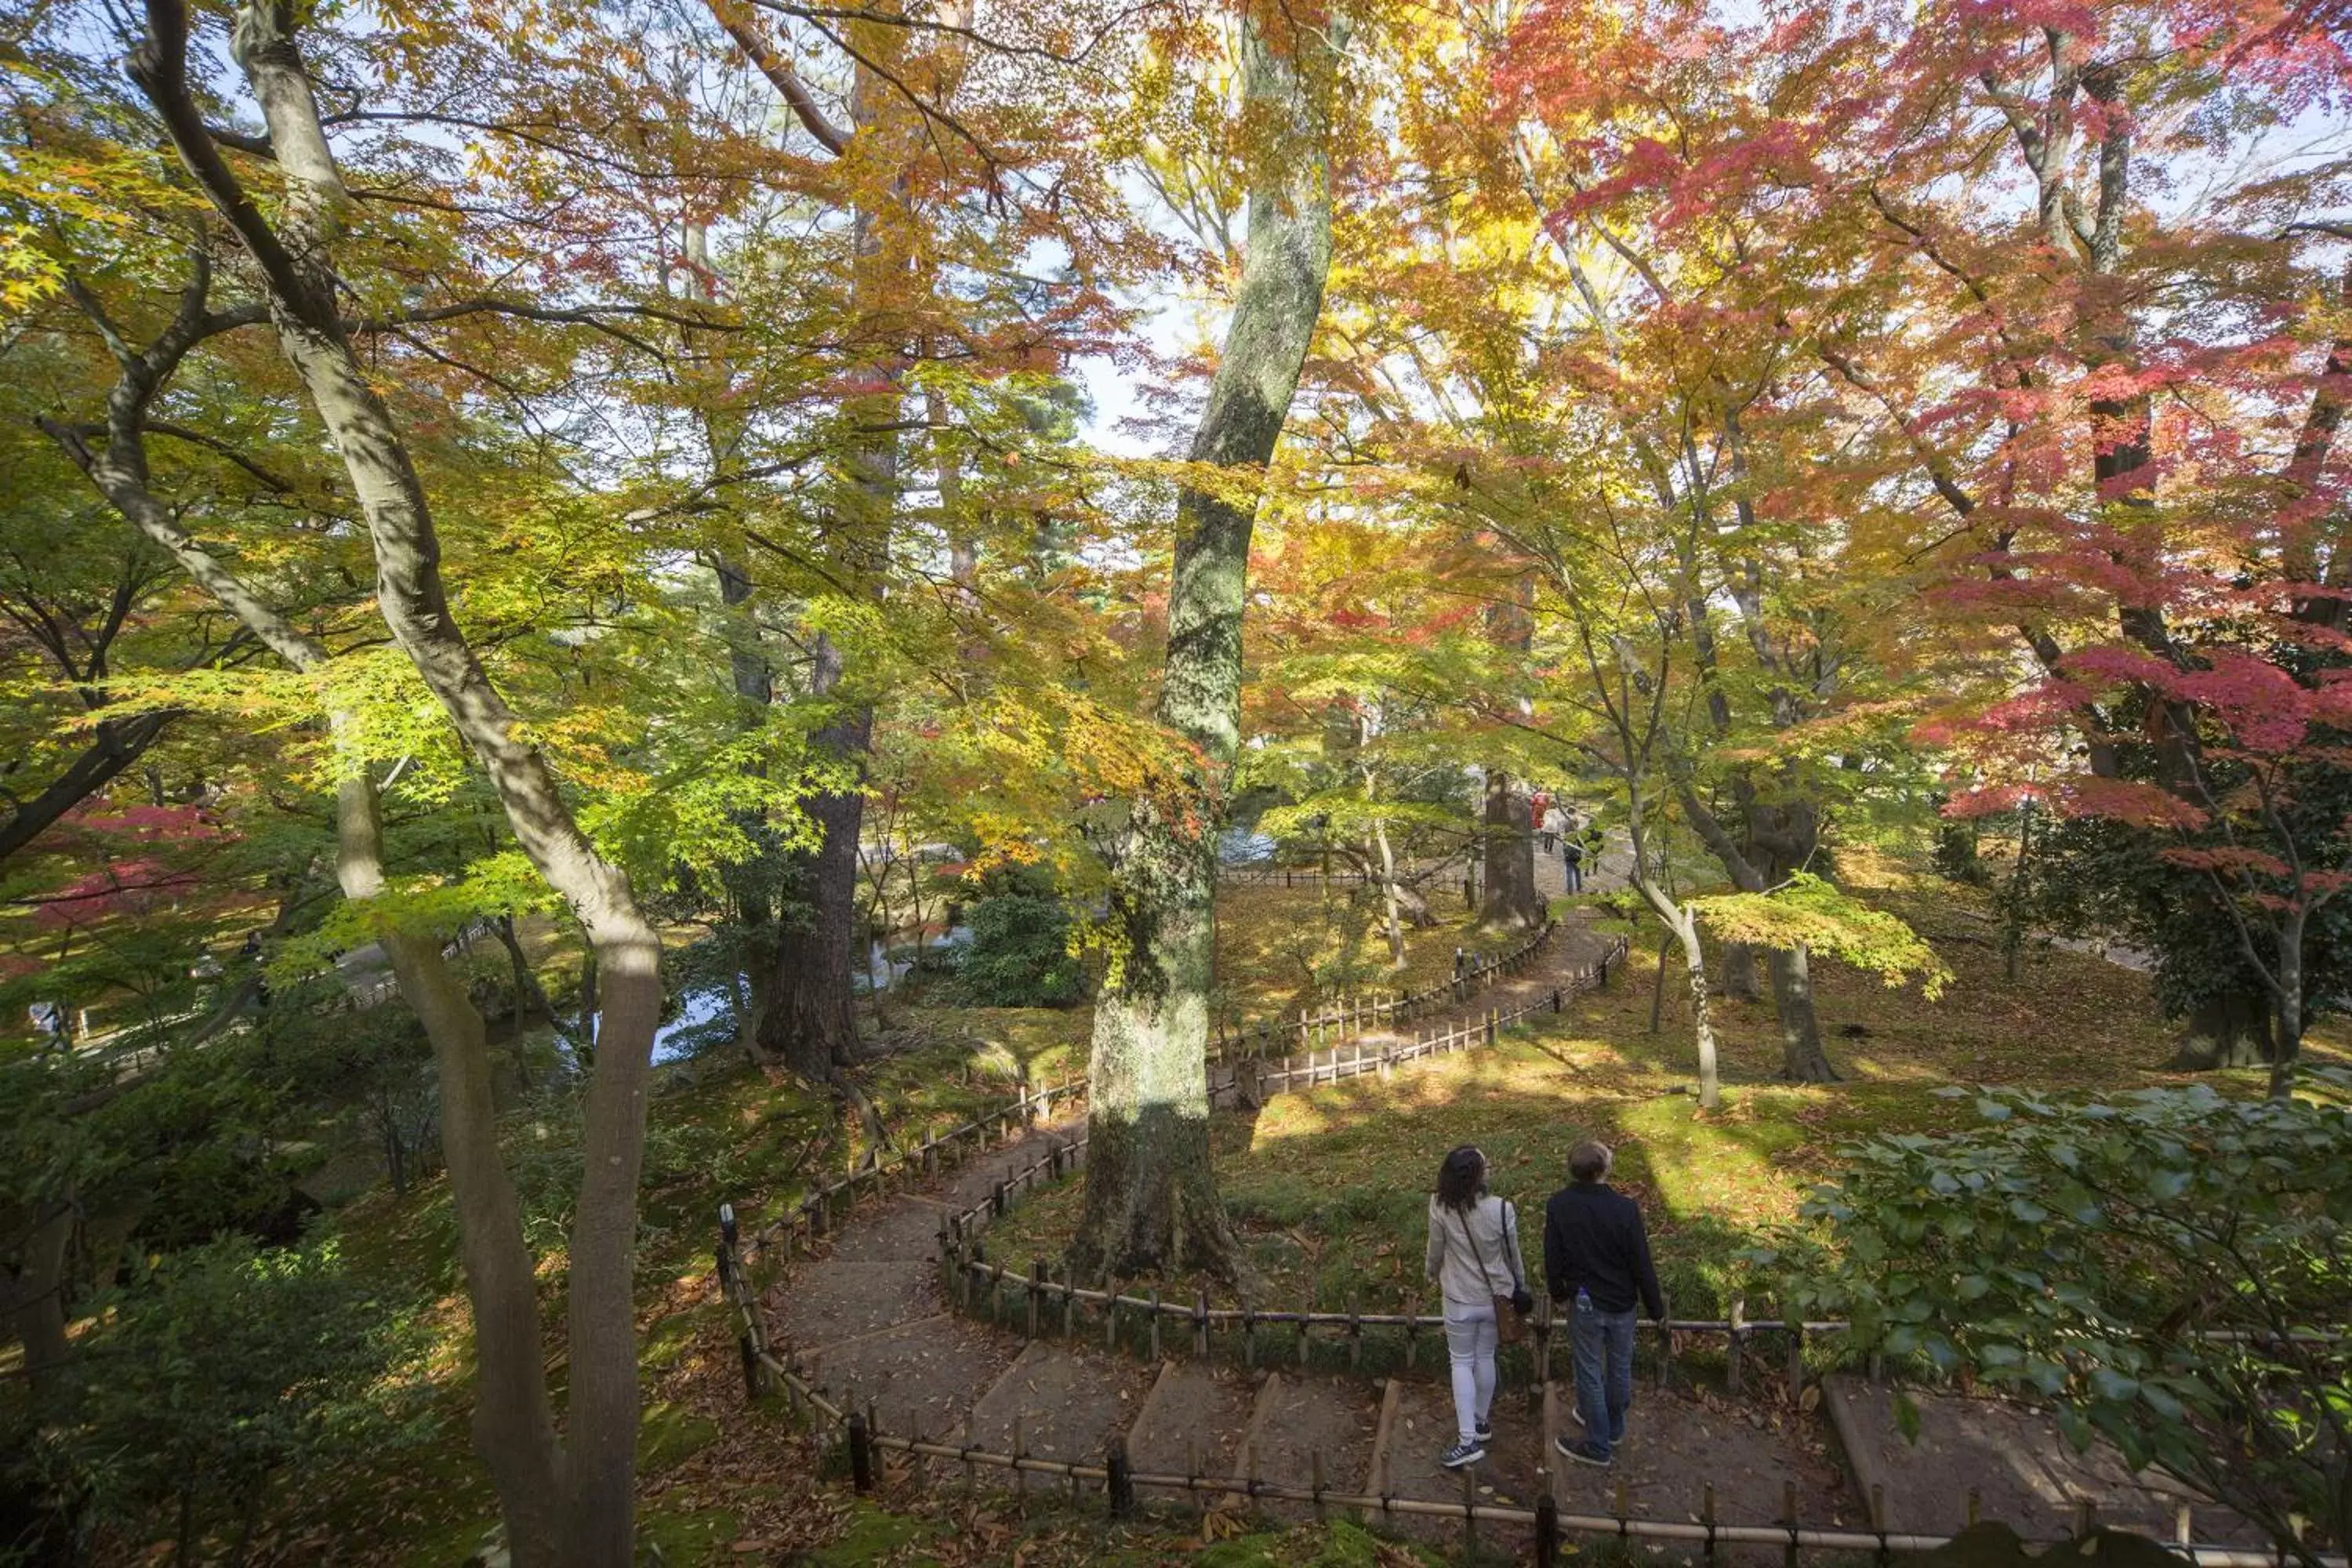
left=1570, top=1292, right=1639, bottom=1457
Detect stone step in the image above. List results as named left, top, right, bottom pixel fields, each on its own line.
left=1551, top=1380, right=1854, bottom=1563
left=1367, top=1376, right=1544, bottom=1551
left=954, top=1338, right=1159, bottom=1493
left=822, top=1196, right=953, bottom=1265
left=797, top=1312, right=1020, bottom=1446
left=1122, top=1359, right=1260, bottom=1500
left=1820, top=1375, right=2256, bottom=1545
left=935, top=1122, right=1083, bottom=1213
left=1228, top=1370, right=1382, bottom=1523
left=772, top=1259, right=942, bottom=1348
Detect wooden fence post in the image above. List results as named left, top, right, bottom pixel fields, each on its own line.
left=1656, top=1300, right=1674, bottom=1390
left=1530, top=1292, right=1552, bottom=1406
left=1536, top=1493, right=1561, bottom=1566
left=1107, top=1433, right=1135, bottom=1519
left=848, top=1410, right=875, bottom=1493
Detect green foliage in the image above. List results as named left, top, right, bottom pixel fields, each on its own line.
left=954, top=891, right=1084, bottom=1008
left=67, top=1233, right=430, bottom=1558
left=1764, top=1075, right=2352, bottom=1553
left=1693, top=873, right=1952, bottom=999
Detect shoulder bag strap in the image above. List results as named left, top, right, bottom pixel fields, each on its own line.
left=1453, top=1200, right=1510, bottom=1297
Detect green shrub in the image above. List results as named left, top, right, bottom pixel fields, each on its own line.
left=955, top=894, right=1083, bottom=1007
left=1768, top=1075, right=2352, bottom=1558
left=67, top=1233, right=429, bottom=1559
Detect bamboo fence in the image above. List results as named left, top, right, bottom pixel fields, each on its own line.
left=710, top=920, right=2342, bottom=1566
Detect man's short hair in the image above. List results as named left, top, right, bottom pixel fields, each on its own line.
left=1569, top=1141, right=1612, bottom=1183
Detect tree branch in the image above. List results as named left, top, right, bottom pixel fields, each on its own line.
left=703, top=0, right=851, bottom=154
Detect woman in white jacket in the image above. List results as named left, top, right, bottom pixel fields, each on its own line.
left=1425, top=1145, right=1530, bottom=1468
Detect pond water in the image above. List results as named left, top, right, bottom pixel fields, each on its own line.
left=644, top=928, right=973, bottom=1063
left=649, top=983, right=737, bottom=1064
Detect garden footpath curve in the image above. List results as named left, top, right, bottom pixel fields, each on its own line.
left=751, top=909, right=2265, bottom=1559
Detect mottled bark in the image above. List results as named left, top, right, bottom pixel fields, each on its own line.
left=1719, top=942, right=1762, bottom=1002
left=1672, top=778, right=1837, bottom=1079
left=1375, top=817, right=1404, bottom=966
left=2165, top=991, right=2276, bottom=1072
left=132, top=6, right=662, bottom=1559
left=1664, top=906, right=1722, bottom=1110
left=1480, top=771, right=1544, bottom=929
left=1074, top=11, right=1334, bottom=1279
left=1628, top=791, right=1720, bottom=1109
left=1768, top=944, right=1839, bottom=1083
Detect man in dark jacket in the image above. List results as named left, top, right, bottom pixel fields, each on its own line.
left=1543, top=1140, right=1665, bottom=1465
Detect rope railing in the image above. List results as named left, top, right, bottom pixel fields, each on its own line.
left=738, top=1075, right=1091, bottom=1265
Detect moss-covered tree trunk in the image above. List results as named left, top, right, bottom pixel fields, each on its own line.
left=1480, top=770, right=1544, bottom=929
left=1072, top=9, right=1334, bottom=1280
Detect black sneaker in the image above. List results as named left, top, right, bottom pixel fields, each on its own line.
left=1556, top=1435, right=1611, bottom=1468
left=1440, top=1438, right=1486, bottom=1469
left=1475, top=1423, right=1494, bottom=1444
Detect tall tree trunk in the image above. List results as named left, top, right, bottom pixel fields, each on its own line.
left=44, top=201, right=554, bottom=1512
left=1719, top=942, right=1761, bottom=1002
left=1664, top=905, right=1721, bottom=1110
left=132, top=9, right=664, bottom=1559
left=756, top=688, right=870, bottom=1077
left=1375, top=818, right=1404, bottom=967
left=9, top=1196, right=75, bottom=1402
left=1768, top=944, right=1838, bottom=1082
left=1073, top=8, right=1334, bottom=1281
left=2165, top=990, right=2276, bottom=1071
left=757, top=27, right=908, bottom=1079
left=1479, top=770, right=1543, bottom=928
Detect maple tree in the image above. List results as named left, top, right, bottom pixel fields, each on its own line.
left=5, top=0, right=2352, bottom=1554
left=1065, top=0, right=1342, bottom=1278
